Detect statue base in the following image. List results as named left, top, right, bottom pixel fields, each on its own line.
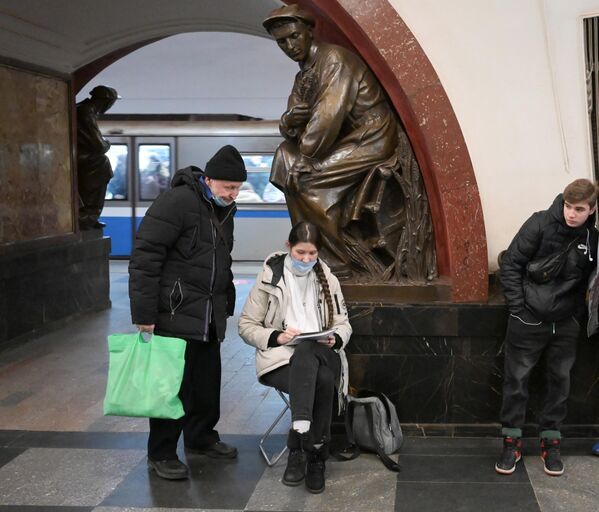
left=0, top=230, right=111, bottom=346
left=341, top=278, right=451, bottom=302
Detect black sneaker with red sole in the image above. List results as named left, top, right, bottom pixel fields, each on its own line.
left=495, top=437, right=523, bottom=475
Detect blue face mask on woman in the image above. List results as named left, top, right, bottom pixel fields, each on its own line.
left=291, top=258, right=317, bottom=273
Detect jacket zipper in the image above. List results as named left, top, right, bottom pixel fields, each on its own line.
left=169, top=278, right=183, bottom=319
left=205, top=207, right=216, bottom=336
left=205, top=205, right=235, bottom=335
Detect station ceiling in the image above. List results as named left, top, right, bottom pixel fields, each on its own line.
left=0, top=0, right=281, bottom=73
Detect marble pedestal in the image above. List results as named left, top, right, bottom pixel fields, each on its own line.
left=0, top=230, right=111, bottom=345
left=346, top=302, right=599, bottom=437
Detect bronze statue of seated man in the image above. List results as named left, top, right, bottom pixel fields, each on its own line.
left=264, top=4, right=436, bottom=283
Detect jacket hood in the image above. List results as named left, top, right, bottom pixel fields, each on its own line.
left=170, top=166, right=237, bottom=215
left=548, top=193, right=596, bottom=235
left=171, top=166, right=204, bottom=189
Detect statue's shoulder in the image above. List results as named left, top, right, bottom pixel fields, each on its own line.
left=316, top=41, right=365, bottom=69
left=76, top=99, right=96, bottom=119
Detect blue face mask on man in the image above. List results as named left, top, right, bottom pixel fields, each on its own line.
left=291, top=257, right=317, bottom=273
left=212, top=195, right=234, bottom=207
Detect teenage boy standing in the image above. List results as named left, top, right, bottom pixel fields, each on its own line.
left=496, top=179, right=598, bottom=476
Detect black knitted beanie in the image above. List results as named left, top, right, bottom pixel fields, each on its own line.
left=204, top=145, right=247, bottom=181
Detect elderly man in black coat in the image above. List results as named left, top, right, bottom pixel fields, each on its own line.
left=129, top=145, right=246, bottom=480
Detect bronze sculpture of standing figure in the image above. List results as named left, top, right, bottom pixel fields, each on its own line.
left=264, top=5, right=436, bottom=283
left=76, top=85, right=118, bottom=230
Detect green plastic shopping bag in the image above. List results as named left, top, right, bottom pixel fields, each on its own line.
left=103, top=332, right=186, bottom=419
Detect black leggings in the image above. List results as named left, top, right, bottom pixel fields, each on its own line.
left=260, top=341, right=341, bottom=449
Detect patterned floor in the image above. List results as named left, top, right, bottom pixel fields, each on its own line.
left=0, top=262, right=598, bottom=511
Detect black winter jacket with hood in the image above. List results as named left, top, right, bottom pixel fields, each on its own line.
left=129, top=166, right=236, bottom=341
left=500, top=194, right=598, bottom=322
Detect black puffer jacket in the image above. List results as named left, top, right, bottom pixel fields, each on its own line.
left=501, top=194, right=598, bottom=322
left=129, top=166, right=236, bottom=341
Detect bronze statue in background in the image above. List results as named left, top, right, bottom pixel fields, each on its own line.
left=76, top=85, right=118, bottom=230
left=264, top=5, right=436, bottom=283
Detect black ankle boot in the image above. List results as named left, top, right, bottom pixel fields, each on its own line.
left=305, top=448, right=326, bottom=493
left=283, top=448, right=306, bottom=486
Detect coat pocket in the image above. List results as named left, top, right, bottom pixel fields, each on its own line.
left=264, top=298, right=278, bottom=327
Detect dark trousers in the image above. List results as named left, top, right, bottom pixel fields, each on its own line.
left=500, top=315, right=580, bottom=436
left=148, top=338, right=221, bottom=460
left=260, top=341, right=341, bottom=451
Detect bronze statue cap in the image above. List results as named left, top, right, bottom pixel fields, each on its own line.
left=263, top=4, right=315, bottom=32
left=90, top=85, right=120, bottom=100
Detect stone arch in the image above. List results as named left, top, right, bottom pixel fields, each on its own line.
left=295, top=0, right=488, bottom=302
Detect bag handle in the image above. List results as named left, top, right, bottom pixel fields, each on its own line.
left=355, top=389, right=396, bottom=433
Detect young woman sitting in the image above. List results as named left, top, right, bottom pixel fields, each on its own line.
left=238, top=221, right=352, bottom=493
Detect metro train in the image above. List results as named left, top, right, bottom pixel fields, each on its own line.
left=97, top=116, right=291, bottom=260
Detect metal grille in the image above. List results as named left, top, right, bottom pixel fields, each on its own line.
left=584, top=17, right=599, bottom=181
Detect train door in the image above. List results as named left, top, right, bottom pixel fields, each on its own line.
left=134, top=137, right=176, bottom=235
left=100, top=137, right=134, bottom=256
left=100, top=136, right=175, bottom=257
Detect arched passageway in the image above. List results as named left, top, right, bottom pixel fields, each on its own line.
left=73, top=0, right=488, bottom=302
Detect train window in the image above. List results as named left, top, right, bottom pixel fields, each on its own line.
left=240, top=154, right=286, bottom=204
left=105, top=144, right=128, bottom=200
left=138, top=144, right=172, bottom=201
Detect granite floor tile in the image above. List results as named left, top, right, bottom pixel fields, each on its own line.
left=0, top=448, right=145, bottom=506
left=394, top=482, right=540, bottom=512
left=396, top=454, right=531, bottom=483
left=245, top=453, right=397, bottom=511
left=0, top=446, right=26, bottom=468
left=100, top=435, right=265, bottom=509
left=399, top=437, right=503, bottom=456
left=10, top=431, right=147, bottom=450
left=524, top=455, right=599, bottom=512
left=93, top=508, right=240, bottom=512
left=0, top=390, right=34, bottom=406
left=0, top=429, right=24, bottom=447
left=0, top=507, right=93, bottom=511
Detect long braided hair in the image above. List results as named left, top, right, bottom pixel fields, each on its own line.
left=288, top=222, right=334, bottom=329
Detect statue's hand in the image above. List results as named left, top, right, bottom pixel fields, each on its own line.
left=291, top=158, right=314, bottom=175
left=283, top=102, right=311, bottom=128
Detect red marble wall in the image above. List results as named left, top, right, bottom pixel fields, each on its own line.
left=293, top=0, right=489, bottom=302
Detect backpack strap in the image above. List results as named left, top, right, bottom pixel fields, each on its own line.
left=364, top=403, right=401, bottom=472
left=331, top=400, right=361, bottom=462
